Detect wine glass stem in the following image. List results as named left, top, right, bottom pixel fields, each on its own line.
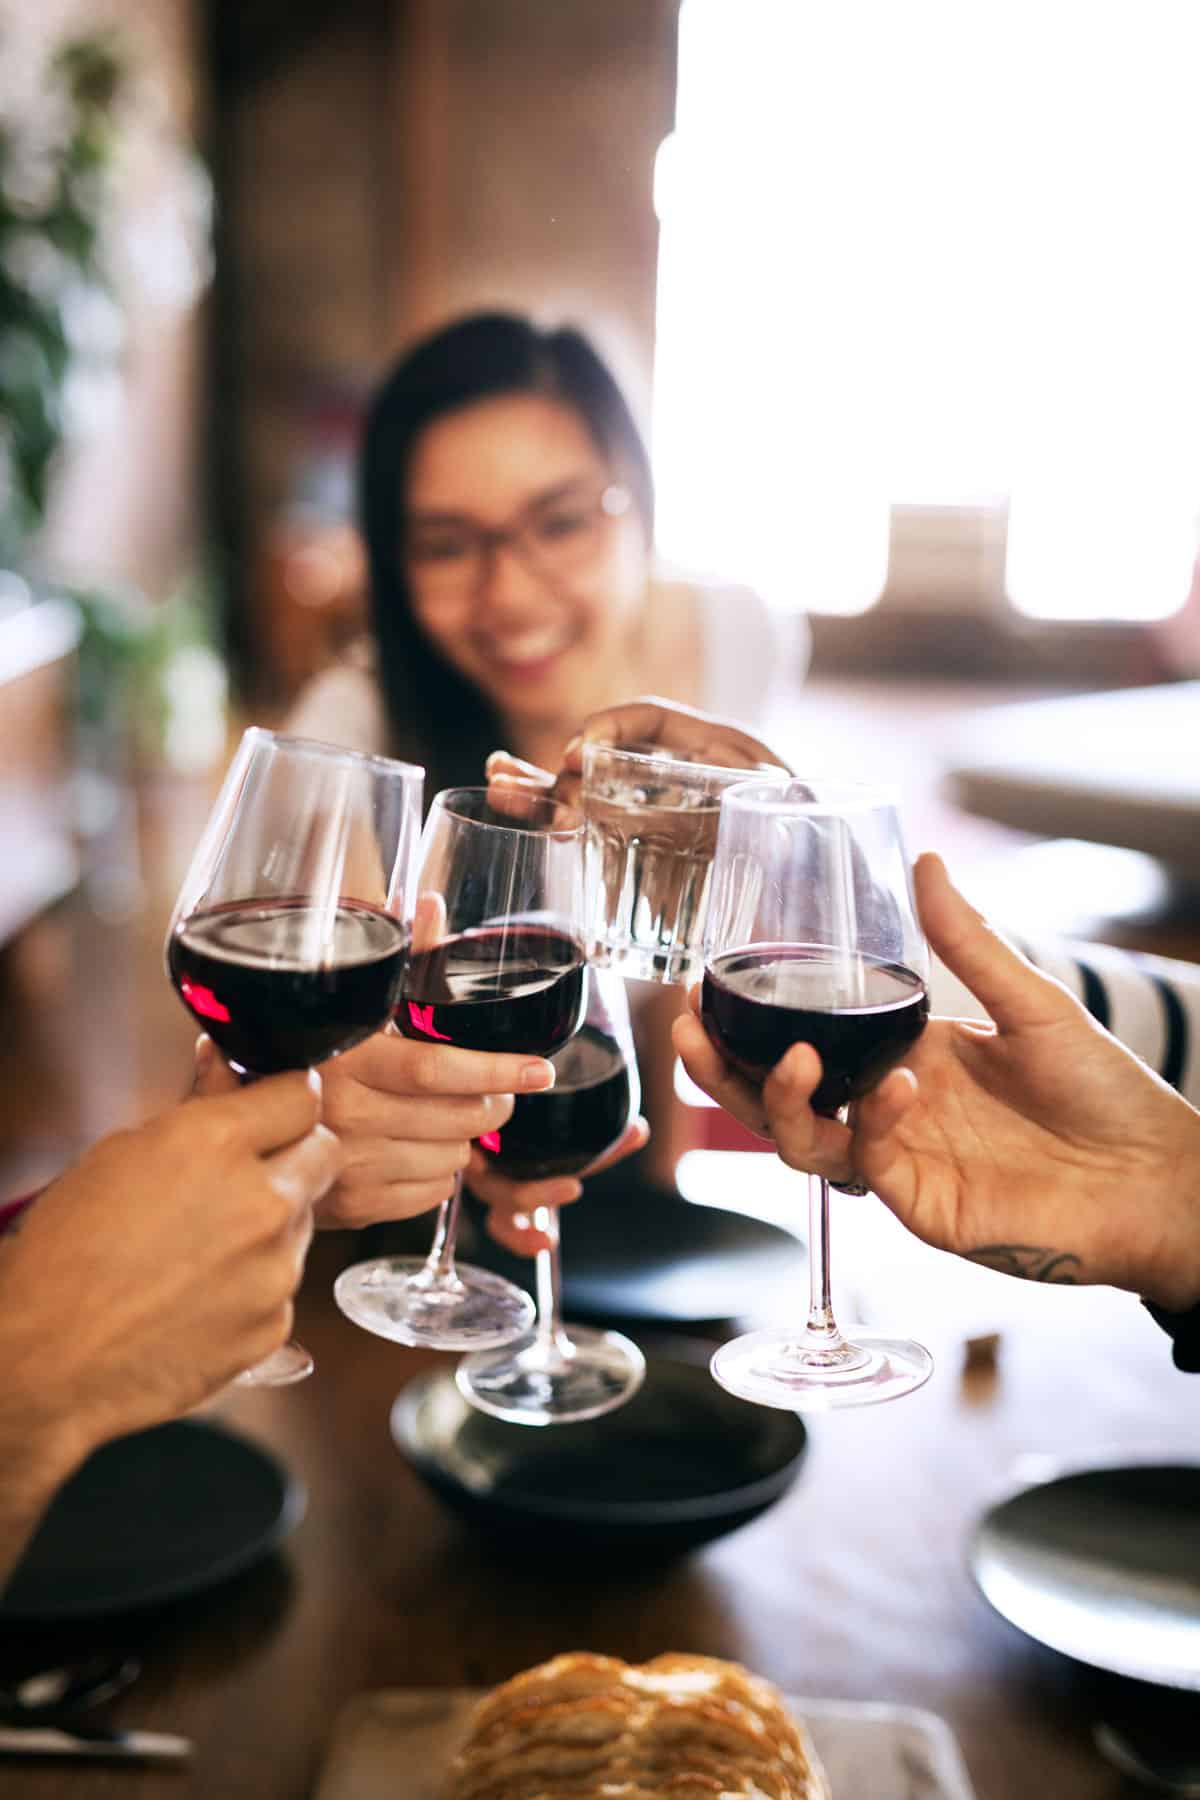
left=805, top=1172, right=842, bottom=1344
left=235, top=1064, right=313, bottom=1379
left=421, top=1172, right=463, bottom=1285
left=532, top=1206, right=568, bottom=1353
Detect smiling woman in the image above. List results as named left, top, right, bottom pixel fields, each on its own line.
left=285, top=311, right=801, bottom=796
left=283, top=309, right=803, bottom=1208
left=401, top=393, right=647, bottom=751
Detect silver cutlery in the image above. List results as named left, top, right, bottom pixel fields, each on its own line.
left=0, top=1722, right=191, bottom=1762
left=0, top=1653, right=140, bottom=1721
left=0, top=1655, right=191, bottom=1761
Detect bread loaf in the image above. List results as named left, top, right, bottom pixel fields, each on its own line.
left=444, top=1651, right=830, bottom=1799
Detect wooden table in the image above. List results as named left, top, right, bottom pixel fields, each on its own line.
left=2, top=1220, right=1198, bottom=1800
left=2, top=679, right=1198, bottom=1798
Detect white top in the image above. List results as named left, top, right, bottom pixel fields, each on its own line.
left=287, top=644, right=390, bottom=758
left=287, top=575, right=807, bottom=754
left=694, top=577, right=809, bottom=729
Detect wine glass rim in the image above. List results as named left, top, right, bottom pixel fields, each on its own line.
left=583, top=739, right=784, bottom=786
left=434, top=784, right=584, bottom=839
left=242, top=726, right=425, bottom=784
left=721, top=775, right=901, bottom=815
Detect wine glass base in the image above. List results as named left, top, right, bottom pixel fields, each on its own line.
left=456, top=1324, right=646, bottom=1425
left=711, top=1327, right=933, bottom=1412
left=234, top=1340, right=314, bottom=1386
left=334, top=1256, right=535, bottom=1351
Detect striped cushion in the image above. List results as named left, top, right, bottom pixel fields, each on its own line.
left=929, top=932, right=1198, bottom=1104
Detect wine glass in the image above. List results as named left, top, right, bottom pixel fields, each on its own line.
left=701, top=778, right=933, bottom=1411
left=167, top=728, right=424, bottom=1386
left=334, top=786, right=587, bottom=1351
left=455, top=965, right=645, bottom=1425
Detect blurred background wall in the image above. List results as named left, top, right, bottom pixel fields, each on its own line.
left=209, top=0, right=677, bottom=699
left=7, top=0, right=1195, bottom=712
left=2, top=0, right=203, bottom=597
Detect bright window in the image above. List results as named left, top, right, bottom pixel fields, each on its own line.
left=652, top=0, right=1199, bottom=622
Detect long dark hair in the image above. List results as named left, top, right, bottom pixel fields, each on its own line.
left=360, top=312, right=654, bottom=798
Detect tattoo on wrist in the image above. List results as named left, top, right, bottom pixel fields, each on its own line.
left=965, top=1244, right=1082, bottom=1284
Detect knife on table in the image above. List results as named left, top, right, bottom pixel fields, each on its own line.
left=0, top=1720, right=192, bottom=1760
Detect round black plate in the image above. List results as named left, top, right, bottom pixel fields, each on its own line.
left=392, top=1342, right=807, bottom=1560
left=0, top=1417, right=305, bottom=1621
left=468, top=1171, right=805, bottom=1326
left=970, top=1464, right=1200, bottom=1690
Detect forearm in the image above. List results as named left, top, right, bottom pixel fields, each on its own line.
left=1138, top=1114, right=1200, bottom=1313
left=0, top=1430, right=85, bottom=1592
left=1139, top=1107, right=1200, bottom=1368
left=0, top=1227, right=97, bottom=1590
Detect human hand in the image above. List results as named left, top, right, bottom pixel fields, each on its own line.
left=465, top=1114, right=650, bottom=1254
left=405, top=772, right=650, bottom=1254
left=0, top=1064, right=340, bottom=1474
left=266, top=878, right=554, bottom=1230
left=485, top=699, right=788, bottom=814
left=557, top=696, right=789, bottom=808
left=481, top=749, right=580, bottom=833
left=310, top=1029, right=559, bottom=1229
left=674, top=853, right=1200, bottom=1310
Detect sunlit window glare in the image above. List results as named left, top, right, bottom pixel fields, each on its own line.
left=652, top=0, right=1199, bottom=623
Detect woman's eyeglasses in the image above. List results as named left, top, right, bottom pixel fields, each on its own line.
left=404, top=484, right=631, bottom=596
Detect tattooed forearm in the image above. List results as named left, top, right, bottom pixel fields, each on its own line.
left=964, top=1244, right=1082, bottom=1284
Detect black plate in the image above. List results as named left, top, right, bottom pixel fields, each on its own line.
left=969, top=1464, right=1200, bottom=1690
left=392, top=1341, right=807, bottom=1560
left=0, top=1416, right=306, bottom=1621
left=464, top=1170, right=805, bottom=1326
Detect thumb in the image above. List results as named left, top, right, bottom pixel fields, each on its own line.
left=411, top=890, right=447, bottom=954
left=913, top=854, right=1072, bottom=1035
left=191, top=1035, right=241, bottom=1097
left=264, top=1123, right=342, bottom=1211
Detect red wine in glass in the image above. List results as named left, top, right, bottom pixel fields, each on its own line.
left=702, top=777, right=934, bottom=1412
left=702, top=946, right=928, bottom=1118
left=396, top=923, right=585, bottom=1058
left=165, top=727, right=425, bottom=1387
left=456, top=965, right=645, bottom=1426
left=334, top=784, right=587, bottom=1354
left=169, top=897, right=409, bottom=1077
left=478, top=1024, right=633, bottom=1181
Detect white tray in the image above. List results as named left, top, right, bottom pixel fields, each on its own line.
left=313, top=1687, right=977, bottom=1799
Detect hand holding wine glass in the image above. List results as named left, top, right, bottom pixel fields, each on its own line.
left=464, top=1111, right=648, bottom=1256
left=455, top=966, right=648, bottom=1425
left=683, top=777, right=933, bottom=1411
left=334, top=786, right=587, bottom=1350
left=309, top=1027, right=573, bottom=1237
left=679, top=853, right=1200, bottom=1313
left=167, top=729, right=423, bottom=1383
left=0, top=1062, right=340, bottom=1590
